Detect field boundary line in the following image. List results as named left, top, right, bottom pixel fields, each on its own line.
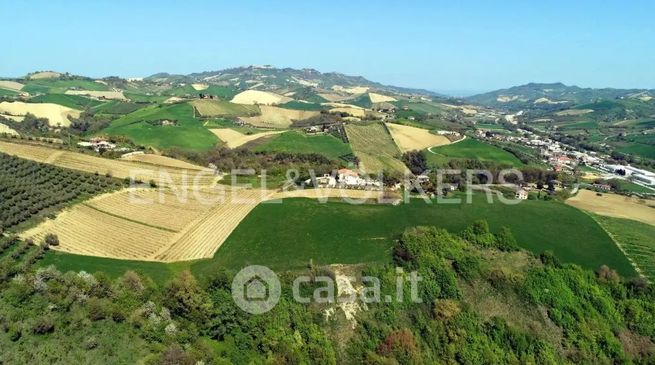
left=82, top=203, right=178, bottom=233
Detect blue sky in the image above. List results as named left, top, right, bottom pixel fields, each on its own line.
left=2, top=0, right=654, bottom=94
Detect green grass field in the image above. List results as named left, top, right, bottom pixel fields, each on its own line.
left=392, top=100, right=445, bottom=115
left=36, top=195, right=637, bottom=282
left=345, top=123, right=407, bottom=174
left=191, top=195, right=635, bottom=278
left=558, top=120, right=599, bottom=130
left=611, top=179, right=655, bottom=194
left=202, top=118, right=267, bottom=134
left=122, top=92, right=170, bottom=103
left=22, top=79, right=109, bottom=94
left=476, top=123, right=507, bottom=130
left=279, top=101, right=325, bottom=111
left=0, top=88, right=18, bottom=97
left=102, top=103, right=218, bottom=150
left=253, top=131, right=352, bottom=160
left=92, top=100, right=145, bottom=115
left=426, top=138, right=524, bottom=166
left=30, top=93, right=105, bottom=109
left=595, top=215, right=655, bottom=280
left=615, top=138, right=655, bottom=159
left=39, top=251, right=185, bottom=283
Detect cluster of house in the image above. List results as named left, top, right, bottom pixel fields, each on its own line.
left=305, top=168, right=383, bottom=190
left=77, top=137, right=117, bottom=153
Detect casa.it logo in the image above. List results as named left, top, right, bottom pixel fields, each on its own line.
left=231, top=265, right=281, bottom=314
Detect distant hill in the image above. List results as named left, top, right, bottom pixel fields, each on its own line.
left=144, top=65, right=441, bottom=98
left=467, top=82, right=654, bottom=110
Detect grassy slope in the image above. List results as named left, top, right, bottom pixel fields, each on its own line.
left=38, top=252, right=186, bottom=283
left=0, top=88, right=18, bottom=97
left=192, top=195, right=635, bottom=277
left=22, top=79, right=109, bottom=94
left=37, top=195, right=636, bottom=282
left=253, top=130, right=352, bottom=160
left=30, top=93, right=105, bottom=109
left=279, top=101, right=325, bottom=111
left=102, top=103, right=218, bottom=150
left=595, top=215, right=655, bottom=280
left=92, top=100, right=145, bottom=115
left=426, top=138, right=524, bottom=166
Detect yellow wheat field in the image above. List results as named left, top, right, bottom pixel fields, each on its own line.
left=329, top=107, right=367, bottom=118
left=0, top=123, right=19, bottom=136
left=65, top=90, right=127, bottom=100
left=22, top=187, right=269, bottom=262
left=210, top=128, right=284, bottom=148
left=230, top=90, right=293, bottom=105
left=28, top=71, right=61, bottom=80
left=241, top=105, right=319, bottom=128
left=385, top=123, right=451, bottom=152
left=120, top=153, right=205, bottom=170
left=0, top=101, right=80, bottom=127
left=369, top=92, right=397, bottom=103
left=0, top=80, right=24, bottom=91
left=566, top=189, right=655, bottom=226
left=191, top=83, right=209, bottom=90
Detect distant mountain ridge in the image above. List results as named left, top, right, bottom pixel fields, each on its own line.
left=466, top=82, right=655, bottom=110
left=145, top=65, right=441, bottom=97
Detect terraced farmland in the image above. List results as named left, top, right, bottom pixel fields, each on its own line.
left=344, top=122, right=408, bottom=174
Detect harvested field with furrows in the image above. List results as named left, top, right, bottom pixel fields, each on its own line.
left=22, top=204, right=175, bottom=259
left=84, top=189, right=214, bottom=231
left=120, top=153, right=205, bottom=170
left=566, top=189, right=655, bottom=226
left=190, top=99, right=260, bottom=117
left=0, top=141, right=218, bottom=187
left=153, top=190, right=265, bottom=261
left=385, top=123, right=451, bottom=152
left=241, top=105, right=319, bottom=128
left=344, top=123, right=408, bottom=174
left=22, top=187, right=269, bottom=261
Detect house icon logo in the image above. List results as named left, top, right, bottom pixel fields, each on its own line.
left=232, top=265, right=281, bottom=314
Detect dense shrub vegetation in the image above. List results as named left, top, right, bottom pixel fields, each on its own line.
left=0, top=153, right=123, bottom=231
left=0, top=221, right=653, bottom=363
